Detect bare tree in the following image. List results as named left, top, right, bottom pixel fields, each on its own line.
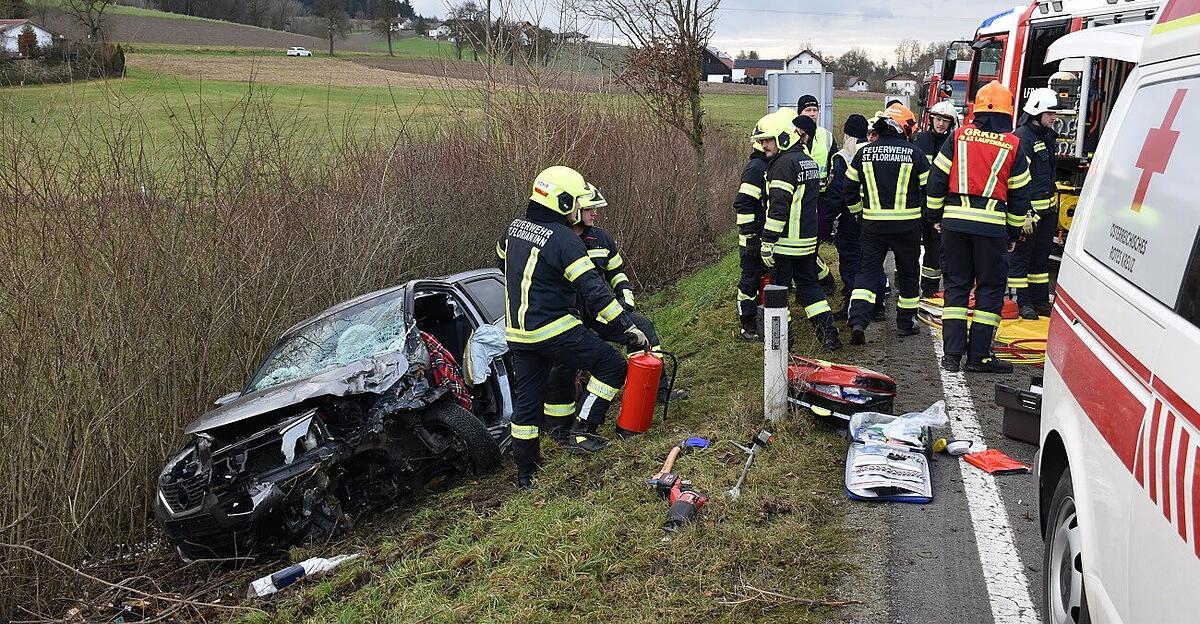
left=61, top=0, right=114, bottom=41
left=587, top=0, right=721, bottom=232
left=371, top=0, right=414, bottom=57
left=313, top=0, right=350, bottom=56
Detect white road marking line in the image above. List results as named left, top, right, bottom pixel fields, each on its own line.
left=931, top=329, right=1040, bottom=624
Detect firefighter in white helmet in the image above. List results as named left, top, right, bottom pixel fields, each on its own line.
left=1009, top=87, right=1066, bottom=320
left=912, top=100, right=960, bottom=296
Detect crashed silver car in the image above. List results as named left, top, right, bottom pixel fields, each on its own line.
left=155, top=270, right=513, bottom=560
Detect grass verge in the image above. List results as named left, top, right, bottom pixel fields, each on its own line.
left=235, top=243, right=857, bottom=623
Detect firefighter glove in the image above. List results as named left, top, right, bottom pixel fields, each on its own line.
left=623, top=325, right=650, bottom=350
left=760, top=242, right=776, bottom=268
left=1022, top=211, right=1037, bottom=236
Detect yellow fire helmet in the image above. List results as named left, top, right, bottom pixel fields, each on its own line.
left=578, top=185, right=608, bottom=210
left=750, top=110, right=801, bottom=152
left=750, top=112, right=777, bottom=152
left=530, top=165, right=593, bottom=217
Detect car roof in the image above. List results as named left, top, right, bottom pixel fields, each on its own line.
left=436, top=267, right=502, bottom=284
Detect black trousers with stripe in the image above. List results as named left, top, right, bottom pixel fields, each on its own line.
left=509, top=325, right=627, bottom=478
left=737, top=239, right=768, bottom=318
left=921, top=216, right=943, bottom=294
left=1008, top=208, right=1056, bottom=307
left=848, top=224, right=921, bottom=329
left=769, top=253, right=831, bottom=321
left=942, top=229, right=1009, bottom=359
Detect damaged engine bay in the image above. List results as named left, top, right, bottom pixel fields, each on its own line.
left=155, top=279, right=508, bottom=560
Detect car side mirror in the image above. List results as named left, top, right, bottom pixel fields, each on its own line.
left=943, top=40, right=972, bottom=82
left=939, top=83, right=953, bottom=98
left=214, top=391, right=240, bottom=407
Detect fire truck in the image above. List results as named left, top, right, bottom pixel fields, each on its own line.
left=917, top=62, right=970, bottom=129
left=939, top=0, right=1161, bottom=234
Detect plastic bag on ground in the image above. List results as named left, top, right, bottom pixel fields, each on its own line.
left=849, top=400, right=948, bottom=448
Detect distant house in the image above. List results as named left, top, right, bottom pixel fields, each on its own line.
left=734, top=58, right=785, bottom=84
left=702, top=45, right=733, bottom=81
left=885, top=72, right=919, bottom=95
left=432, top=24, right=452, bottom=39
left=0, top=19, right=54, bottom=57
left=559, top=31, right=588, bottom=44
left=784, top=49, right=823, bottom=74
left=844, top=76, right=871, bottom=92
left=397, top=19, right=415, bottom=31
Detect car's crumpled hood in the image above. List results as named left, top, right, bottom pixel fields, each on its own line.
left=184, top=350, right=410, bottom=435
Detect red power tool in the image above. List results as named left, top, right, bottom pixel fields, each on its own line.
left=663, top=484, right=708, bottom=533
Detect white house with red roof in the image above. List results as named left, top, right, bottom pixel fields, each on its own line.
left=0, top=19, right=54, bottom=56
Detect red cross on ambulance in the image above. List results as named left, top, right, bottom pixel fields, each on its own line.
left=1132, top=88, right=1187, bottom=213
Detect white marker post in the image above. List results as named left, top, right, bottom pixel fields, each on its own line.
left=763, top=284, right=789, bottom=423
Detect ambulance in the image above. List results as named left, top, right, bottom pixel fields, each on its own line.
left=1038, top=0, right=1200, bottom=621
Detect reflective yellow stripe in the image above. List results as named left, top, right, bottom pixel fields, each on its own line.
left=918, top=169, right=929, bottom=187
left=585, top=376, right=619, bottom=401
left=845, top=166, right=861, bottom=182
left=764, top=217, right=786, bottom=232
left=738, top=182, right=763, bottom=199
left=848, top=201, right=864, bottom=214
left=921, top=266, right=942, bottom=279
left=544, top=403, right=575, bottom=417
left=851, top=288, right=877, bottom=304
left=773, top=238, right=818, bottom=256
left=511, top=423, right=539, bottom=440
left=896, top=162, right=913, bottom=211
left=736, top=288, right=756, bottom=302
left=595, top=299, right=623, bottom=324
left=1031, top=198, right=1053, bottom=211
left=496, top=241, right=506, bottom=259
left=981, top=148, right=1008, bottom=198
left=736, top=213, right=755, bottom=225
left=1008, top=167, right=1031, bottom=189
left=898, top=296, right=920, bottom=310
left=863, top=162, right=881, bottom=212
left=587, top=248, right=609, bottom=259
left=804, top=300, right=831, bottom=318
left=973, top=311, right=1001, bottom=327
left=609, top=253, right=624, bottom=269
left=1006, top=211, right=1027, bottom=228
left=955, top=139, right=969, bottom=192
left=506, top=314, right=582, bottom=344
left=816, top=257, right=830, bottom=280
left=768, top=180, right=796, bottom=193
left=942, top=306, right=969, bottom=321
left=623, top=290, right=636, bottom=307
left=1008, top=277, right=1029, bottom=289
left=1033, top=142, right=1046, bottom=153
left=927, top=195, right=945, bottom=210
left=1028, top=273, right=1051, bottom=284
left=934, top=152, right=953, bottom=173
left=945, top=205, right=1006, bottom=226
left=517, top=249, right=539, bottom=328
left=610, top=272, right=629, bottom=289
left=864, top=207, right=922, bottom=220
left=563, top=255, right=594, bottom=282
left=738, top=234, right=749, bottom=247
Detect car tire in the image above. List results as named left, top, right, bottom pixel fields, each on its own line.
left=423, top=400, right=502, bottom=474
left=1043, top=467, right=1092, bottom=624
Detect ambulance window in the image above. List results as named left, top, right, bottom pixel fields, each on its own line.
left=1180, top=237, right=1200, bottom=328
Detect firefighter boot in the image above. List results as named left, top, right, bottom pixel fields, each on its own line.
left=921, top=278, right=940, bottom=299
left=512, top=438, right=542, bottom=490
left=739, top=315, right=762, bottom=341
left=813, top=314, right=843, bottom=352
left=1033, top=302, right=1054, bottom=317
left=563, top=421, right=609, bottom=454
left=896, top=313, right=920, bottom=337
left=1019, top=304, right=1040, bottom=321
left=872, top=299, right=887, bottom=322
left=941, top=354, right=962, bottom=372
left=965, top=355, right=1014, bottom=374
left=849, top=325, right=866, bottom=346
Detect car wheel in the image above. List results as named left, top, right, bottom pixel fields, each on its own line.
left=423, top=400, right=502, bottom=474
left=1043, top=467, right=1092, bottom=624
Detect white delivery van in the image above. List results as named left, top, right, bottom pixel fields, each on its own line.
left=1039, top=0, right=1200, bottom=622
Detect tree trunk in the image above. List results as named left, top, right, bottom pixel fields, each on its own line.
left=328, top=24, right=334, bottom=56
left=386, top=29, right=394, bottom=56
left=688, top=85, right=711, bottom=240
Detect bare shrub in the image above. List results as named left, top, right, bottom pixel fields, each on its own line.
left=0, top=80, right=741, bottom=615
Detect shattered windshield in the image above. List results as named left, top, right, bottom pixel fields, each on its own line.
left=246, top=290, right=410, bottom=393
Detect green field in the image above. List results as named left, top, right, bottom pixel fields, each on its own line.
left=363, top=35, right=457, bottom=57
left=704, top=94, right=883, bottom=137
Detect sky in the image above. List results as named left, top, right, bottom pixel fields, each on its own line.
left=409, top=0, right=1019, bottom=64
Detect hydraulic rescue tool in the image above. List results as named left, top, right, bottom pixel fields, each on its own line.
left=646, top=437, right=710, bottom=489
left=726, top=429, right=774, bottom=501
left=662, top=484, right=708, bottom=533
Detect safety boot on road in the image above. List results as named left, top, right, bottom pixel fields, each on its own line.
left=849, top=325, right=867, bottom=346
left=1033, top=302, right=1054, bottom=317
left=921, top=278, right=940, bottom=299
left=965, top=356, right=1014, bottom=374
left=941, top=354, right=961, bottom=372
left=1019, top=304, right=1040, bottom=321
left=896, top=318, right=920, bottom=337
left=872, top=301, right=887, bottom=322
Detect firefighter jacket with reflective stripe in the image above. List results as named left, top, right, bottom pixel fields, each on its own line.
left=499, top=204, right=632, bottom=345
left=926, top=114, right=1032, bottom=239
left=912, top=130, right=950, bottom=165
left=821, top=142, right=867, bottom=234
left=762, top=146, right=822, bottom=257
left=734, top=152, right=769, bottom=248
left=578, top=225, right=635, bottom=308
left=1014, top=120, right=1058, bottom=213
left=806, top=126, right=835, bottom=191
left=845, top=133, right=930, bottom=234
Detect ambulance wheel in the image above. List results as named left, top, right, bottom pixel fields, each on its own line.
left=1043, top=467, right=1091, bottom=624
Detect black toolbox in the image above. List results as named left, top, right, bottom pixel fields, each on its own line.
left=995, top=376, right=1043, bottom=445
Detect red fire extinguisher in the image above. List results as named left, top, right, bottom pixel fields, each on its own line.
left=616, top=350, right=678, bottom=436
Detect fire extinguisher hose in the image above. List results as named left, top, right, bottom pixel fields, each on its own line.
left=658, top=350, right=679, bottom=423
